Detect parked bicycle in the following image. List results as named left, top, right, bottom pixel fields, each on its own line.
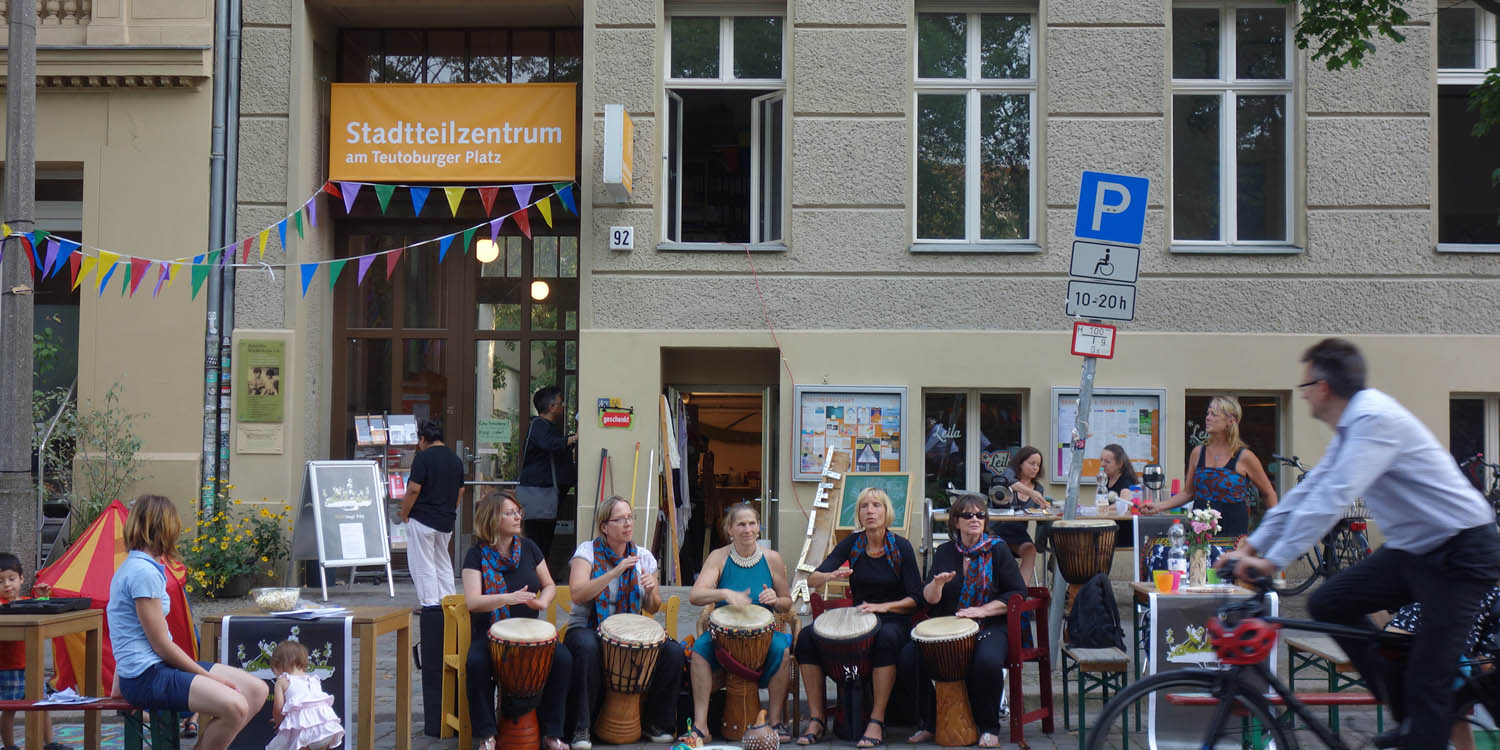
left=1457, top=453, right=1500, bottom=523
left=1085, top=569, right=1499, bottom=750
left=1270, top=454, right=1372, bottom=595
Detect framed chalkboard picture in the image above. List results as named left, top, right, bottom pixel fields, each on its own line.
left=291, top=460, right=395, bottom=599
left=836, top=472, right=913, bottom=531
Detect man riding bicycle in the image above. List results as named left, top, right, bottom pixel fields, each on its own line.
left=1223, top=338, right=1500, bottom=750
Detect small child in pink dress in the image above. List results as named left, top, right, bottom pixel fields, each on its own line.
left=268, top=641, right=345, bottom=750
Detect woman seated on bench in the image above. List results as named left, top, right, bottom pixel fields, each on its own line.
left=107, top=495, right=267, bottom=750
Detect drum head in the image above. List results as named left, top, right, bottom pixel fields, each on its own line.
left=1052, top=519, right=1118, bottom=530
left=812, top=608, right=878, bottom=640
left=599, top=613, right=666, bottom=645
left=710, top=604, right=775, bottom=631
left=911, top=616, right=979, bottom=642
left=489, top=618, right=557, bottom=644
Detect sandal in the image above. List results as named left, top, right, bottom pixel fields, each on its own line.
left=542, top=738, right=570, bottom=750
left=180, top=719, right=199, bottom=738
left=796, top=717, right=828, bottom=746
left=978, top=732, right=1000, bottom=748
left=856, top=718, right=886, bottom=749
left=905, top=729, right=933, bottom=744
left=679, top=726, right=710, bottom=745
left=774, top=723, right=793, bottom=743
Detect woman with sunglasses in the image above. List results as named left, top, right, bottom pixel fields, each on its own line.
left=900, top=492, right=1026, bottom=748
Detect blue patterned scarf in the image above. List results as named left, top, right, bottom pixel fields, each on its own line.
left=591, top=536, right=642, bottom=626
left=954, top=534, right=1002, bottom=610
left=850, top=530, right=902, bottom=576
left=481, top=537, right=523, bottom=624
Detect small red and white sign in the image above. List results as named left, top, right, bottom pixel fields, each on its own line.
left=1071, top=321, right=1117, bottom=358
left=600, top=409, right=633, bottom=428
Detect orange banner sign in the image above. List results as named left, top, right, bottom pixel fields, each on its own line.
left=329, top=83, right=577, bottom=182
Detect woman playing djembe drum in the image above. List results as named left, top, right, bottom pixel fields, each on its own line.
left=683, top=502, right=795, bottom=744
left=461, top=491, right=573, bottom=750
left=795, top=487, right=922, bottom=749
left=899, top=492, right=1026, bottom=748
left=565, top=496, right=685, bottom=748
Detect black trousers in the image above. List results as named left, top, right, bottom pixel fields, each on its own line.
left=525, top=519, right=557, bottom=562
left=898, top=624, right=1009, bottom=734
left=1308, top=523, right=1500, bottom=750
left=466, top=636, right=574, bottom=739
left=563, top=625, right=686, bottom=736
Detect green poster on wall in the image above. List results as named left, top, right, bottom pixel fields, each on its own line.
left=237, top=339, right=285, bottom=423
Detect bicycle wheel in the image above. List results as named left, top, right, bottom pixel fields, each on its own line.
left=1085, top=669, right=1298, bottom=750
left=1330, top=527, right=1370, bottom=573
left=1280, top=548, right=1322, bottom=596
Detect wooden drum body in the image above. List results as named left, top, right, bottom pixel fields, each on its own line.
left=1050, top=518, right=1118, bottom=585
left=812, top=609, right=879, bottom=742
left=912, top=617, right=980, bottom=747
left=707, top=605, right=776, bottom=740
left=488, top=618, right=558, bottom=750
left=597, top=613, right=666, bottom=744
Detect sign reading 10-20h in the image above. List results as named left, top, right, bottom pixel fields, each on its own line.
left=1067, top=170, right=1149, bottom=322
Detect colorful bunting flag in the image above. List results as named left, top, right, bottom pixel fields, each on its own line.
left=277, top=219, right=288, bottom=251
left=293, top=210, right=304, bottom=239
left=128, top=257, right=151, bottom=296
left=444, top=187, right=466, bottom=216
left=537, top=196, right=553, bottom=228
left=410, top=186, right=431, bottom=216
left=327, top=259, right=348, bottom=291
left=68, top=253, right=83, bottom=289
left=340, top=182, right=362, bottom=213
left=152, top=262, right=170, bottom=298
left=120, top=261, right=131, bottom=296
left=461, top=227, right=477, bottom=255
left=385, top=248, right=403, bottom=280
left=306, top=196, right=318, bottom=228
left=374, top=184, right=396, bottom=214
left=513, top=207, right=532, bottom=239
left=488, top=217, right=503, bottom=247
left=478, top=187, right=499, bottom=216
left=42, top=238, right=60, bottom=279
left=438, top=234, right=454, bottom=263
left=73, top=256, right=96, bottom=292
left=23, top=235, right=38, bottom=274
left=512, top=185, right=533, bottom=210
left=323, top=181, right=342, bottom=199
left=258, top=229, right=270, bottom=259
left=554, top=183, right=576, bottom=215
left=356, top=254, right=376, bottom=285
left=190, top=254, right=210, bottom=299
left=55, top=239, right=80, bottom=278
left=299, top=263, right=317, bottom=297
left=241, top=237, right=253, bottom=264
left=167, top=261, right=181, bottom=289
left=97, top=251, right=120, bottom=294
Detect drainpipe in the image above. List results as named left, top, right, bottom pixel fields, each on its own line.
left=202, top=0, right=241, bottom=511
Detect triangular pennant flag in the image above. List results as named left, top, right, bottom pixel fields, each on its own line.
left=152, top=262, right=170, bottom=298
left=119, top=260, right=131, bottom=296
left=207, top=249, right=222, bottom=268
left=293, top=209, right=304, bottom=239
left=340, top=182, right=362, bottom=213
left=55, top=239, right=80, bottom=278
left=327, top=259, right=348, bottom=291
left=323, top=181, right=342, bottom=199
left=438, top=234, right=454, bottom=263
left=167, top=262, right=181, bottom=289
left=306, top=196, right=318, bottom=227
left=461, top=227, right=477, bottom=255
left=409, top=186, right=431, bottom=216
left=241, top=237, right=253, bottom=264
left=478, top=187, right=499, bottom=216
left=299, top=263, right=317, bottom=297
left=488, top=217, right=503, bottom=247
left=374, top=184, right=396, bottom=214
left=554, top=183, right=576, bottom=215
left=537, top=196, right=554, bottom=228
left=220, top=244, right=233, bottom=266
left=513, top=207, right=532, bottom=239
left=68, top=253, right=83, bottom=289
left=512, top=184, right=533, bottom=211
left=98, top=262, right=118, bottom=295
left=191, top=255, right=210, bottom=299
left=385, top=247, right=404, bottom=280
left=96, top=251, right=120, bottom=294
left=73, top=256, right=96, bottom=291
left=22, top=235, right=38, bottom=273
left=443, top=187, right=466, bottom=216
left=42, top=238, right=60, bottom=279
left=277, top=219, right=288, bottom=251
left=258, top=229, right=270, bottom=259
left=356, top=254, right=376, bottom=285
left=2, top=223, right=10, bottom=237
left=128, top=257, right=151, bottom=296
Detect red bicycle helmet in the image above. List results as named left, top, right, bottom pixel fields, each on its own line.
left=1207, top=617, right=1280, bottom=665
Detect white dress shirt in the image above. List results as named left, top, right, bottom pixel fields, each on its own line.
left=1248, top=388, right=1495, bottom=568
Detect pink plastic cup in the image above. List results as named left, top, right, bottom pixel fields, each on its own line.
left=1170, top=571, right=1184, bottom=592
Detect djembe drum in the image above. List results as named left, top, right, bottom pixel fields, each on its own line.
left=488, top=618, right=558, bottom=750
left=596, top=613, right=666, bottom=744
left=1050, top=518, right=1118, bottom=584
left=911, top=616, right=980, bottom=747
left=811, top=608, right=879, bottom=742
left=707, top=604, right=776, bottom=739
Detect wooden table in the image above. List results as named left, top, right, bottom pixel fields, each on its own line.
left=200, top=606, right=411, bottom=750
left=0, top=609, right=102, bottom=749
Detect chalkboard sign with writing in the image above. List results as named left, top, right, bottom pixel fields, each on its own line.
left=290, top=460, right=395, bottom=600
left=836, top=472, right=913, bottom=531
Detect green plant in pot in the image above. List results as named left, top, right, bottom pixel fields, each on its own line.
left=181, top=482, right=292, bottom=598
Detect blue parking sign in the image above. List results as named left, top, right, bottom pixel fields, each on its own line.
left=1075, top=171, right=1150, bottom=245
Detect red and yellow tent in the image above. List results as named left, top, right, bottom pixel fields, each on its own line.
left=36, top=500, right=198, bottom=690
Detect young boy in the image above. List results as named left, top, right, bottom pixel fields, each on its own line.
left=0, top=552, right=68, bottom=750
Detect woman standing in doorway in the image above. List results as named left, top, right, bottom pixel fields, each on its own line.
left=1145, top=396, right=1278, bottom=537
left=519, top=386, right=578, bottom=560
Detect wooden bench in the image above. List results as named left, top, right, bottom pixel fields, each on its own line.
left=0, top=697, right=179, bottom=750
left=1285, top=633, right=1384, bottom=735
left=1059, top=646, right=1128, bottom=750
left=1165, top=691, right=1380, bottom=708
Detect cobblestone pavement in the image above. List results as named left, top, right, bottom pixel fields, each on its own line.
left=25, top=580, right=1390, bottom=750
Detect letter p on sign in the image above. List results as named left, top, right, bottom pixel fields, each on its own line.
left=1075, top=171, right=1150, bottom=246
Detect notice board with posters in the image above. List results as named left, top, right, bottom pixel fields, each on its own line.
left=1050, top=387, right=1164, bottom=484
left=793, top=386, right=907, bottom=481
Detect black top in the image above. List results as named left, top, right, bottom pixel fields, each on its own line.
left=519, top=416, right=577, bottom=489
left=926, top=539, right=1027, bottom=627
left=408, top=444, right=465, bottom=533
left=460, top=538, right=547, bottom=644
left=1107, top=473, right=1137, bottom=495
left=816, top=532, right=922, bottom=621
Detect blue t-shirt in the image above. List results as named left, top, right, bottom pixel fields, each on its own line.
left=108, top=550, right=170, bottom=679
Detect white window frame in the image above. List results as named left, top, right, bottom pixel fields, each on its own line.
left=922, top=388, right=1028, bottom=494
left=1436, top=3, right=1500, bottom=252
left=1450, top=394, right=1499, bottom=487
left=911, top=5, right=1038, bottom=252
left=661, top=7, right=788, bottom=250
left=1170, top=1, right=1297, bottom=253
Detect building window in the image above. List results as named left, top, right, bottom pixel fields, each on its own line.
left=1437, top=5, right=1500, bottom=249
left=338, top=29, right=582, bottom=84
left=1451, top=396, right=1497, bottom=491
left=923, top=391, right=1025, bottom=506
left=664, top=12, right=786, bottom=246
left=914, top=10, right=1035, bottom=246
left=1171, top=4, right=1293, bottom=248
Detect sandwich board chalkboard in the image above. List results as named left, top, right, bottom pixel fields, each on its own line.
left=290, top=460, right=394, bottom=600
left=836, top=472, right=912, bottom=531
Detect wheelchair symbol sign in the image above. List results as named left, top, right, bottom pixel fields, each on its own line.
left=1075, top=170, right=1149, bottom=245
left=1069, top=240, right=1140, bottom=284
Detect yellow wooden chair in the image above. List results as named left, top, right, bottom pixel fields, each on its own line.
left=550, top=585, right=573, bottom=638
left=438, top=593, right=472, bottom=749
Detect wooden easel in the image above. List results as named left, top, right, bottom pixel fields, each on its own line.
left=790, top=446, right=852, bottom=605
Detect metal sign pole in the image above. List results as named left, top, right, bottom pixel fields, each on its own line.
left=1049, top=333, right=1099, bottom=660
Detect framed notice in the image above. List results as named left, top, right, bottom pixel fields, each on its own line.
left=235, top=339, right=284, bottom=423
left=290, top=460, right=394, bottom=599
left=793, top=386, right=907, bottom=481
left=1050, top=387, right=1165, bottom=484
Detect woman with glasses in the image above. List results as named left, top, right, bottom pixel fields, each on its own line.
left=461, top=490, right=572, bottom=750
left=564, top=495, right=684, bottom=748
left=1144, top=395, right=1277, bottom=537
left=901, top=492, right=1026, bottom=747
left=994, top=446, right=1050, bottom=584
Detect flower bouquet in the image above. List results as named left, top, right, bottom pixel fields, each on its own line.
left=1185, top=507, right=1222, bottom=585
